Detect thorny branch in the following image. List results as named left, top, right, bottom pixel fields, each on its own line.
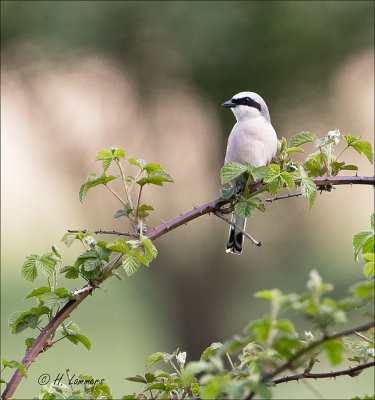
left=2, top=175, right=375, bottom=400
left=272, top=361, right=375, bottom=385
left=246, top=320, right=375, bottom=399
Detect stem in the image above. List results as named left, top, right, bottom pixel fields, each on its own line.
left=336, top=145, right=349, bottom=161
left=115, top=160, right=132, bottom=208
left=226, top=352, right=235, bottom=370
left=104, top=184, right=127, bottom=207
left=354, top=331, right=374, bottom=345
left=135, top=185, right=144, bottom=224
left=319, top=147, right=330, bottom=176
left=169, top=361, right=181, bottom=376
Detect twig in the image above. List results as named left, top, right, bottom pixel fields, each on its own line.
left=353, top=331, right=374, bottom=345
left=246, top=320, right=375, bottom=399
left=214, top=211, right=261, bottom=246
left=265, top=192, right=302, bottom=202
left=67, top=229, right=137, bottom=238
left=226, top=352, right=235, bottom=370
left=272, top=361, right=375, bottom=385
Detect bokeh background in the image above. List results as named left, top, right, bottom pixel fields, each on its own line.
left=1, top=1, right=374, bottom=399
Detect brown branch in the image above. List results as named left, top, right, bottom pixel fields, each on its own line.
left=272, top=361, right=375, bottom=385
left=214, top=211, right=261, bottom=246
left=2, top=175, right=374, bottom=399
left=246, top=320, right=375, bottom=399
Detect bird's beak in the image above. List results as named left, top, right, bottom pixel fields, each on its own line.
left=222, top=99, right=236, bottom=108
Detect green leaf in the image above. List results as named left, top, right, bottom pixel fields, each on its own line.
left=353, top=230, right=374, bottom=261
left=21, top=255, right=38, bottom=282
left=267, top=176, right=284, bottom=194
left=275, top=319, right=295, bottom=334
left=181, top=361, right=213, bottom=387
left=251, top=166, right=269, bottom=182
left=61, top=232, right=77, bottom=247
left=254, top=290, right=276, bottom=300
left=138, top=204, right=154, bottom=219
left=220, top=186, right=240, bottom=200
left=200, top=342, right=223, bottom=361
left=281, top=172, right=295, bottom=190
left=25, top=337, right=36, bottom=350
left=287, top=147, right=304, bottom=155
left=136, top=170, right=174, bottom=187
left=142, top=238, right=158, bottom=262
left=60, top=265, right=79, bottom=279
left=249, top=382, right=272, bottom=399
left=126, top=375, right=147, bottom=384
left=249, top=317, right=272, bottom=341
left=51, top=245, right=62, bottom=260
left=345, top=137, right=374, bottom=164
left=145, top=352, right=164, bottom=369
left=113, top=207, right=133, bottom=218
left=344, top=134, right=358, bottom=145
left=107, top=239, right=130, bottom=254
left=25, top=287, right=51, bottom=300
left=143, top=163, right=163, bottom=174
left=263, top=164, right=280, bottom=183
left=249, top=197, right=266, bottom=212
left=234, top=201, right=254, bottom=218
left=301, top=177, right=317, bottom=210
left=112, top=148, right=126, bottom=159
left=352, top=281, right=375, bottom=299
left=221, top=162, right=249, bottom=184
left=10, top=306, right=50, bottom=334
left=289, top=132, right=316, bottom=147
left=79, top=173, right=116, bottom=203
left=364, top=262, right=374, bottom=278
left=128, top=158, right=147, bottom=169
left=371, top=213, right=374, bottom=230
left=122, top=255, right=140, bottom=276
left=325, top=338, right=344, bottom=365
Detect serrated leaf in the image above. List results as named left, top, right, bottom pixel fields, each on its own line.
left=95, top=149, right=112, bottom=160
left=142, top=238, right=158, bottom=262
left=126, top=375, right=147, bottom=384
left=281, top=172, right=295, bottom=190
left=325, top=339, right=344, bottom=365
left=113, top=207, right=133, bottom=218
left=21, top=255, right=38, bottom=282
left=263, top=164, right=280, bottom=183
left=289, top=132, right=316, bottom=147
left=275, top=319, right=295, bottom=334
left=267, top=176, right=284, bottom=194
left=143, top=383, right=166, bottom=392
left=128, top=158, right=147, bottom=169
left=249, top=197, right=266, bottom=212
left=138, top=204, right=154, bottom=219
left=353, top=230, right=374, bottom=261
left=107, top=239, right=130, bottom=254
left=344, top=135, right=374, bottom=164
left=145, top=352, right=164, bottom=369
left=61, top=232, right=77, bottom=247
left=136, top=170, right=174, bottom=187
left=25, top=337, right=36, bottom=350
left=344, top=134, right=357, bottom=145
left=113, top=148, right=126, bottom=159
left=221, top=162, right=249, bottom=184
left=79, top=173, right=116, bottom=203
left=220, top=186, right=240, bottom=200
left=10, top=307, right=50, bottom=334
left=25, top=287, right=51, bottom=300
left=287, top=147, right=304, bottom=155
left=364, top=262, right=374, bottom=278
left=60, top=265, right=79, bottom=279
left=301, top=177, right=317, bottom=210
left=143, top=163, right=163, bottom=174
left=251, top=166, right=269, bottom=182
left=200, top=342, right=222, bottom=361
left=122, top=255, right=140, bottom=276
left=51, top=245, right=62, bottom=260
left=234, top=201, right=254, bottom=218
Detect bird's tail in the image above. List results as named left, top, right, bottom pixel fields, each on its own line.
left=226, top=213, right=246, bottom=255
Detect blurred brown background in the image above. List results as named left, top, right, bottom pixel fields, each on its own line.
left=1, top=1, right=374, bottom=398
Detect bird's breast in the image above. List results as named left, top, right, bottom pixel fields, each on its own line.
left=224, top=118, right=277, bottom=167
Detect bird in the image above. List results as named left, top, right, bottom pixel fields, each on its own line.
left=222, top=91, right=278, bottom=254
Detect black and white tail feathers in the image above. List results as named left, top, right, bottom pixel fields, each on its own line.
left=226, top=213, right=246, bottom=255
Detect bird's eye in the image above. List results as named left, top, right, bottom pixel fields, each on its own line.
left=244, top=97, right=250, bottom=102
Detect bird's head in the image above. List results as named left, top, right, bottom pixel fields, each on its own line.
left=222, top=91, right=271, bottom=123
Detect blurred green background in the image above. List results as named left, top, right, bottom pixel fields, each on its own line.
left=1, top=1, right=374, bottom=399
